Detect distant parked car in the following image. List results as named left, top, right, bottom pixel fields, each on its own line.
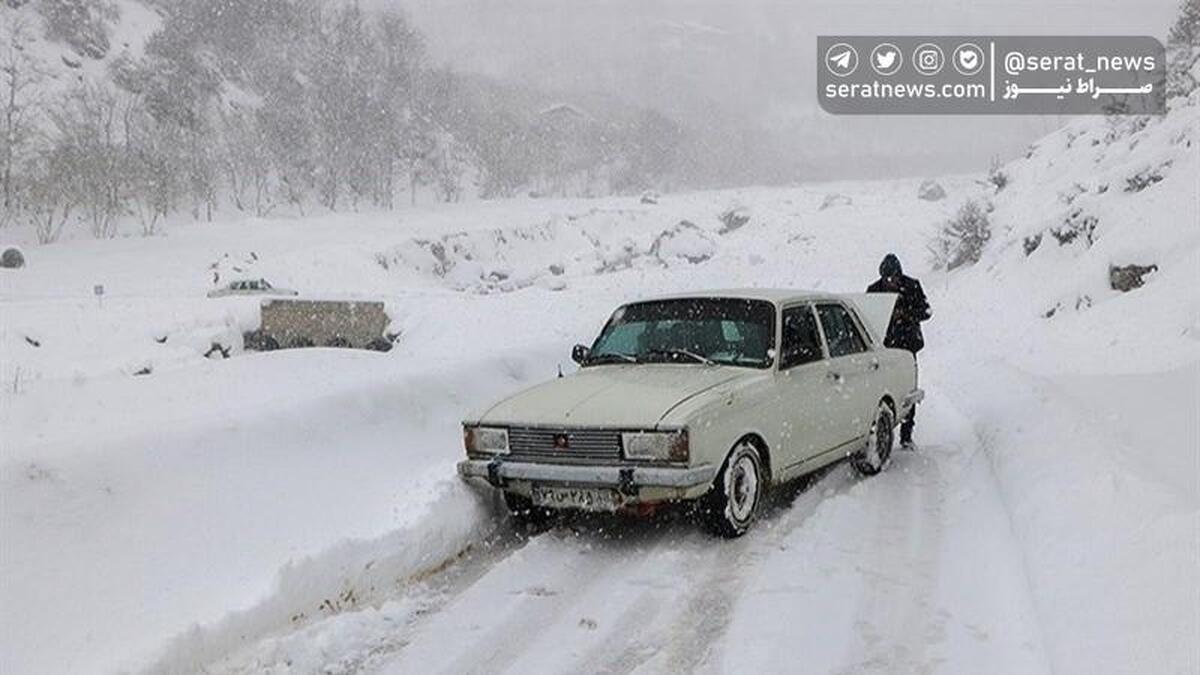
left=459, top=289, right=922, bottom=537
left=207, top=278, right=298, bottom=298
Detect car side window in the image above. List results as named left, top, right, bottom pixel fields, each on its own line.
left=780, top=306, right=823, bottom=369
left=817, top=304, right=868, bottom=357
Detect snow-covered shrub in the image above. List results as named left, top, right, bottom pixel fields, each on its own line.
left=917, top=179, right=947, bottom=201
left=929, top=200, right=991, bottom=271
left=1023, top=233, right=1043, bottom=256
left=22, top=161, right=74, bottom=244
left=1057, top=183, right=1087, bottom=205
left=1050, top=210, right=1099, bottom=247
left=650, top=220, right=715, bottom=265
left=819, top=193, right=852, bottom=210
left=37, top=0, right=116, bottom=60
left=987, top=157, right=1010, bottom=191
left=1, top=247, right=26, bottom=268
left=718, top=205, right=750, bottom=233
left=1166, top=0, right=1200, bottom=98
left=1124, top=162, right=1171, bottom=192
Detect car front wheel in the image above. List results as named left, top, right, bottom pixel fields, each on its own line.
left=852, top=401, right=894, bottom=476
left=701, top=440, right=765, bottom=538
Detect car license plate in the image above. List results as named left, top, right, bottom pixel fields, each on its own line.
left=531, top=486, right=620, bottom=512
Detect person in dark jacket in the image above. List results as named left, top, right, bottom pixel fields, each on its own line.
left=866, top=254, right=931, bottom=447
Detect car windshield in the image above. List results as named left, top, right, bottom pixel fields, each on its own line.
left=588, top=298, right=775, bottom=368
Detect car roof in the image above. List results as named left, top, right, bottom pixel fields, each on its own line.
left=630, top=288, right=843, bottom=306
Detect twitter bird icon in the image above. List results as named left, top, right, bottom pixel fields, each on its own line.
left=871, top=43, right=902, bottom=76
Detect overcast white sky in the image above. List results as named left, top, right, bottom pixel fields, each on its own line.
left=395, top=0, right=1180, bottom=181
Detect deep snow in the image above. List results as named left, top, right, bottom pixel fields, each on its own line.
left=2, top=97, right=1198, bottom=674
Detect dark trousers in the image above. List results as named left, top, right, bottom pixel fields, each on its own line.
left=901, top=354, right=919, bottom=443
left=901, top=405, right=916, bottom=443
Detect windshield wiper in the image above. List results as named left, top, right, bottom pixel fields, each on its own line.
left=586, top=352, right=639, bottom=364
left=646, top=348, right=715, bottom=365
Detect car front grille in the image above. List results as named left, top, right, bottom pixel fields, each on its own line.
left=506, top=427, right=623, bottom=464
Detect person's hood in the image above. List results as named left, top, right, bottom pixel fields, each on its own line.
left=470, top=364, right=753, bottom=428
left=879, top=253, right=902, bottom=278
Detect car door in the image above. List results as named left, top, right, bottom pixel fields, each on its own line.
left=815, top=303, right=876, bottom=451
left=774, top=304, right=834, bottom=468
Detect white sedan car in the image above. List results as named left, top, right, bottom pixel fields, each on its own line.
left=459, top=289, right=922, bottom=537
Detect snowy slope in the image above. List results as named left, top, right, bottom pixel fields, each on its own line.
left=2, top=100, right=1198, bottom=674
left=920, top=93, right=1200, bottom=674
left=2, top=0, right=162, bottom=100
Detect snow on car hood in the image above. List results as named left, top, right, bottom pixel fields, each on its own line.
left=475, top=364, right=749, bottom=428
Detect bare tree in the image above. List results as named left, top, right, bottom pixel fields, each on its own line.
left=0, top=14, right=45, bottom=216
left=219, top=109, right=274, bottom=216
left=123, top=98, right=180, bottom=235
left=24, top=154, right=75, bottom=244
left=48, top=84, right=129, bottom=238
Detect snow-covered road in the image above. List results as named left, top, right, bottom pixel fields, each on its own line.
left=205, top=383, right=1052, bottom=675
left=5, top=101, right=1197, bottom=672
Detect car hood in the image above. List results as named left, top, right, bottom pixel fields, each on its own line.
left=474, top=364, right=751, bottom=428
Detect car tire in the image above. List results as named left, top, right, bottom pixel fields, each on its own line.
left=852, top=401, right=894, bottom=476
left=503, top=491, right=555, bottom=529
left=700, top=440, right=765, bottom=538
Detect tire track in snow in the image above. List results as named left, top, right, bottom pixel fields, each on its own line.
left=372, top=523, right=675, bottom=674
left=573, top=464, right=856, bottom=675
left=353, top=464, right=853, bottom=675
left=202, top=525, right=533, bottom=675
left=660, top=468, right=857, bottom=674
left=345, top=527, right=534, bottom=672
left=836, top=448, right=947, bottom=674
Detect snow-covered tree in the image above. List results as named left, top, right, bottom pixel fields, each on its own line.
left=1167, top=0, right=1200, bottom=98
left=0, top=13, right=44, bottom=218
left=930, top=200, right=992, bottom=271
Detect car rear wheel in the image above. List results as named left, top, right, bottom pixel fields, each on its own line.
left=852, top=401, right=894, bottom=476
left=700, top=440, right=765, bottom=538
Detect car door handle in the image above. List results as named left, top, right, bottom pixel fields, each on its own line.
left=869, top=359, right=880, bottom=371
left=827, top=371, right=844, bottom=384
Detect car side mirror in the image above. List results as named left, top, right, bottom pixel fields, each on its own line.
left=571, top=344, right=590, bottom=365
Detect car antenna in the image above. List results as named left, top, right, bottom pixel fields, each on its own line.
left=557, top=363, right=563, bottom=378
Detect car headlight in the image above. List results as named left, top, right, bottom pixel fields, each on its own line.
left=621, top=430, right=688, bottom=462
left=464, top=426, right=509, bottom=454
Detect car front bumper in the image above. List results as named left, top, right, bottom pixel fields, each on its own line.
left=456, top=458, right=718, bottom=504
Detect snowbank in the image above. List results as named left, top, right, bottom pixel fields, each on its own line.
left=1, top=345, right=559, bottom=673
left=937, top=359, right=1197, bottom=674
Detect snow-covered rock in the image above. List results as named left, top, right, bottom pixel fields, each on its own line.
left=1, top=246, right=26, bottom=269
left=649, top=220, right=716, bottom=264
left=917, top=179, right=947, bottom=201
left=819, top=192, right=853, bottom=210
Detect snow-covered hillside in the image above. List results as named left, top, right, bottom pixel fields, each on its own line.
left=2, top=95, right=1197, bottom=674
left=2, top=0, right=161, bottom=98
